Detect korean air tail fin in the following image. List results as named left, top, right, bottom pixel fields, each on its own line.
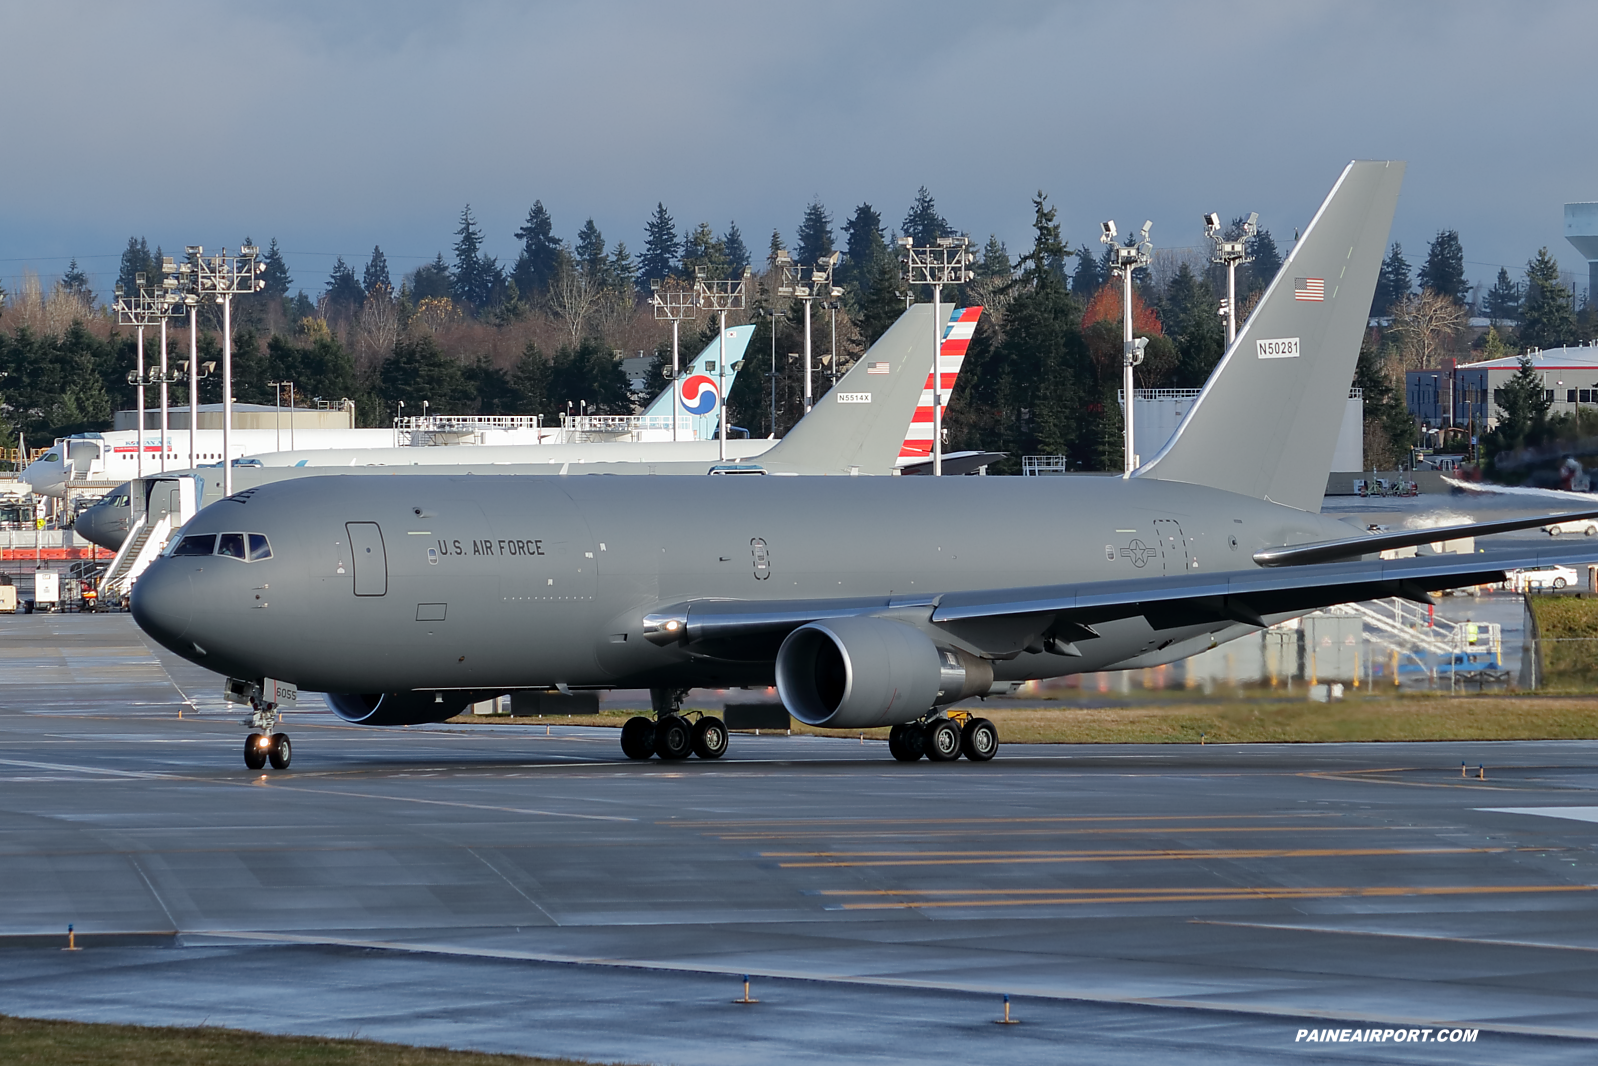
left=763, top=304, right=980, bottom=475
left=1135, top=160, right=1404, bottom=512
left=639, top=325, right=755, bottom=441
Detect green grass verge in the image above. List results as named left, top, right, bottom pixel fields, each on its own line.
left=0, top=1014, right=604, bottom=1066
left=455, top=695, right=1598, bottom=744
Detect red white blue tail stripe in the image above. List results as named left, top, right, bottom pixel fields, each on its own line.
left=899, top=306, right=982, bottom=460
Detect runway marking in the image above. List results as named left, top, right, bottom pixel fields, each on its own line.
left=772, top=846, right=1545, bottom=868
left=1195, top=919, right=1598, bottom=954
left=1481, top=806, right=1598, bottom=824
left=716, top=825, right=1442, bottom=841
left=669, top=813, right=1346, bottom=829
left=822, top=884, right=1598, bottom=910
left=0, top=758, right=175, bottom=780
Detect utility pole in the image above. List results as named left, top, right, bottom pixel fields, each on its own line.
left=1205, top=211, right=1255, bottom=348
left=696, top=268, right=751, bottom=461
left=899, top=236, right=973, bottom=475
left=189, top=246, right=266, bottom=495
left=1101, top=220, right=1153, bottom=477
left=649, top=278, right=698, bottom=441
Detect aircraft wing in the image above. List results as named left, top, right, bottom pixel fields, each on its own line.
left=648, top=544, right=1598, bottom=661
left=1253, top=507, right=1598, bottom=566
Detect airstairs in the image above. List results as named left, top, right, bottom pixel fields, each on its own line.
left=1325, top=598, right=1503, bottom=684
left=99, top=475, right=198, bottom=601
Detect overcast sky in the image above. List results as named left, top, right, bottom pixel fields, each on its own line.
left=3, top=1, right=1594, bottom=300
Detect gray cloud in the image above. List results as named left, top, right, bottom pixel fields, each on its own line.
left=3, top=1, right=1594, bottom=298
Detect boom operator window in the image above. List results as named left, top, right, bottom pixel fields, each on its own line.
left=169, top=533, right=272, bottom=561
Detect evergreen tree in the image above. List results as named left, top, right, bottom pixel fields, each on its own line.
left=839, top=203, right=888, bottom=296
left=116, top=236, right=157, bottom=296
left=1419, top=229, right=1469, bottom=304
left=512, top=201, right=561, bottom=297
left=411, top=254, right=452, bottom=301
left=60, top=259, right=91, bottom=300
left=379, top=335, right=474, bottom=412
left=1244, top=228, right=1282, bottom=296
left=1520, top=247, right=1577, bottom=350
left=1158, top=263, right=1224, bottom=388
left=465, top=356, right=517, bottom=414
left=259, top=238, right=291, bottom=300
left=975, top=236, right=1011, bottom=281
left=324, top=257, right=364, bottom=313
left=1484, top=354, right=1553, bottom=461
left=1483, top=266, right=1523, bottom=325
left=680, top=222, right=728, bottom=280
left=901, top=187, right=950, bottom=245
left=548, top=337, right=632, bottom=415
left=639, top=202, right=679, bottom=290
left=1353, top=339, right=1414, bottom=468
left=1372, top=243, right=1412, bottom=317
left=362, top=245, right=391, bottom=295
left=856, top=256, right=907, bottom=348
left=609, top=242, right=636, bottom=295
left=575, top=219, right=608, bottom=282
left=451, top=204, right=501, bottom=309
left=796, top=200, right=834, bottom=267
left=511, top=341, right=552, bottom=415
left=722, top=223, right=749, bottom=276
left=768, top=228, right=784, bottom=264
left=1071, top=247, right=1104, bottom=297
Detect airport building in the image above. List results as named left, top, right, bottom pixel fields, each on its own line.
left=1406, top=345, right=1598, bottom=432
left=114, top=401, right=357, bottom=432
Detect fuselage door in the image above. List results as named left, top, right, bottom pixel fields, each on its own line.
left=346, top=522, right=388, bottom=596
left=1152, top=519, right=1191, bottom=573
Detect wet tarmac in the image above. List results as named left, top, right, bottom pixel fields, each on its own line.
left=2, top=614, right=1597, bottom=1063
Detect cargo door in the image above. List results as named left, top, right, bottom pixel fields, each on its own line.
left=346, top=522, right=388, bottom=596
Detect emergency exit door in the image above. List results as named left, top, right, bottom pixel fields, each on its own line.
left=346, top=522, right=388, bottom=596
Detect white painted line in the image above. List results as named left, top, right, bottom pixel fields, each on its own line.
left=1479, top=806, right=1598, bottom=824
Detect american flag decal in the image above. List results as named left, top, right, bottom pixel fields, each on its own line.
left=899, top=306, right=983, bottom=459
left=1294, top=277, right=1325, bottom=302
left=867, top=361, right=890, bottom=374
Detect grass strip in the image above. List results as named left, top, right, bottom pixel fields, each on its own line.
left=458, top=696, right=1598, bottom=744
left=0, top=1014, right=605, bottom=1066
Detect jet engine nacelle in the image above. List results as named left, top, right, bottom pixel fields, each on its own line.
left=775, top=616, right=993, bottom=729
left=324, top=691, right=478, bottom=726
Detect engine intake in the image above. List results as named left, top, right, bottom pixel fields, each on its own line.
left=775, top=617, right=993, bottom=729
left=324, top=690, right=480, bottom=726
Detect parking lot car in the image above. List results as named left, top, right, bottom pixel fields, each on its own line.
left=1542, top=519, right=1598, bottom=537
left=1522, top=565, right=1580, bottom=590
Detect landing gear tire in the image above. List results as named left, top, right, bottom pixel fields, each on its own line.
left=655, top=715, right=693, bottom=760
left=926, top=718, right=962, bottom=762
left=691, top=716, right=728, bottom=759
left=961, top=718, right=998, bottom=762
left=268, top=733, right=292, bottom=770
left=620, top=716, right=656, bottom=760
left=888, top=723, right=924, bottom=762
left=244, top=733, right=267, bottom=770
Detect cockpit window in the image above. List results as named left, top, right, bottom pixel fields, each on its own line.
left=248, top=533, right=272, bottom=561
left=43, top=453, right=59, bottom=463
left=172, top=534, right=216, bottom=556
left=217, top=533, right=246, bottom=559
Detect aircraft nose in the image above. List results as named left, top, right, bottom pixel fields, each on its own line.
left=130, top=561, right=193, bottom=647
left=76, top=506, right=123, bottom=551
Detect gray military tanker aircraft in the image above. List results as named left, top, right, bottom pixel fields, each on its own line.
left=76, top=303, right=994, bottom=553
left=131, top=161, right=1598, bottom=771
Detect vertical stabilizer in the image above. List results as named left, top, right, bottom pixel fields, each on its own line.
left=639, top=325, right=756, bottom=441
left=898, top=307, right=983, bottom=463
left=1136, top=160, right=1404, bottom=511
left=763, top=304, right=977, bottom=475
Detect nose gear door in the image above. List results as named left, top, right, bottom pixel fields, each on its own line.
left=346, top=522, right=388, bottom=596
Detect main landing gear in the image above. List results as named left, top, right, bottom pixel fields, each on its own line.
left=888, top=711, right=998, bottom=763
left=621, top=688, right=729, bottom=761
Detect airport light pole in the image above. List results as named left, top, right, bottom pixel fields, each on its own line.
left=696, top=267, right=751, bottom=461
left=268, top=381, right=286, bottom=452
left=1101, top=220, right=1153, bottom=477
left=153, top=261, right=184, bottom=473
left=775, top=251, right=841, bottom=417
left=113, top=274, right=170, bottom=479
left=190, top=245, right=266, bottom=495
left=649, top=278, right=698, bottom=441
left=899, top=236, right=973, bottom=476
left=1204, top=211, right=1255, bottom=348
left=754, top=305, right=784, bottom=436
left=824, top=297, right=842, bottom=387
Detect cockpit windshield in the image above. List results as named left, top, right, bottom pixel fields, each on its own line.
left=168, top=532, right=272, bottom=561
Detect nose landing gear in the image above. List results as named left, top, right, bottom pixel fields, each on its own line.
left=227, top=677, right=295, bottom=771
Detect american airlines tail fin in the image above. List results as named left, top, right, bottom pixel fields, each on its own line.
left=1136, top=160, right=1404, bottom=512
left=638, top=325, right=756, bottom=441
left=896, top=306, right=983, bottom=465
left=763, top=303, right=980, bottom=475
